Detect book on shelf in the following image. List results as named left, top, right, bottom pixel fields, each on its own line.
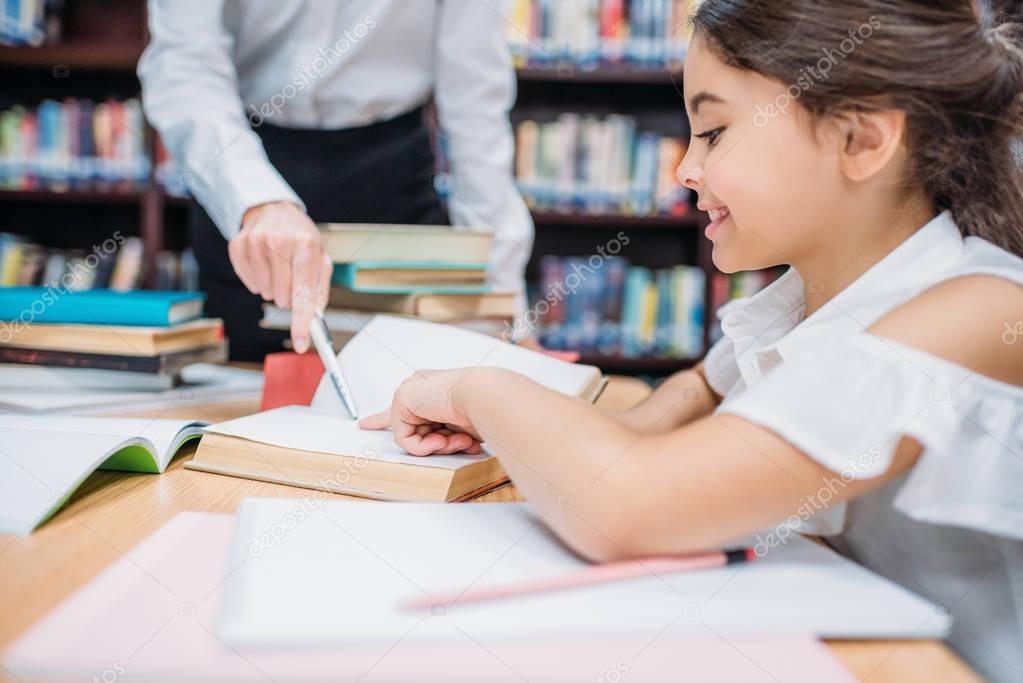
left=515, top=113, right=690, bottom=217
left=534, top=255, right=704, bottom=359
left=0, top=98, right=149, bottom=192
left=188, top=315, right=607, bottom=502
left=0, top=0, right=62, bottom=46
left=506, top=0, right=691, bottom=69
left=318, top=222, right=493, bottom=264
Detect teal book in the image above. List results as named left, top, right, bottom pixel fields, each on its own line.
left=0, top=288, right=205, bottom=327
left=332, top=261, right=490, bottom=295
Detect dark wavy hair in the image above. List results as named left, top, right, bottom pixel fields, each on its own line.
left=691, top=0, right=1023, bottom=256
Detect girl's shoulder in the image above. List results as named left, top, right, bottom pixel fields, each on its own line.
left=873, top=236, right=1023, bottom=388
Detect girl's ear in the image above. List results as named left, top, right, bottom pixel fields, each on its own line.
left=834, top=110, right=906, bottom=182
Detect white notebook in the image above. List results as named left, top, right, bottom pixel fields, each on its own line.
left=3, top=512, right=857, bottom=683
left=217, top=499, right=951, bottom=646
left=0, top=415, right=206, bottom=535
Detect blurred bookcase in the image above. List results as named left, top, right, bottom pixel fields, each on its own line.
left=0, top=0, right=765, bottom=376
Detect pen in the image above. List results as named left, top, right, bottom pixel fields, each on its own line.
left=308, top=310, right=359, bottom=419
left=402, top=548, right=755, bottom=610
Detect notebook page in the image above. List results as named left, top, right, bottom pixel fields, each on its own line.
left=3, top=511, right=857, bottom=683
left=311, top=315, right=599, bottom=417
left=218, top=499, right=950, bottom=646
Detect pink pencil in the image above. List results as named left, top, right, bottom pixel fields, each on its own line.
left=403, top=548, right=755, bottom=610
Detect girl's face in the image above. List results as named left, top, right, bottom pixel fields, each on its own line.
left=678, top=35, right=847, bottom=273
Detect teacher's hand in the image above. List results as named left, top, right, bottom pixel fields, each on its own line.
left=230, top=201, right=334, bottom=353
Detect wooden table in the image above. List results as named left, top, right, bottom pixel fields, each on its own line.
left=0, top=377, right=980, bottom=682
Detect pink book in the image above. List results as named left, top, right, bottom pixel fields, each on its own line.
left=3, top=512, right=856, bottom=682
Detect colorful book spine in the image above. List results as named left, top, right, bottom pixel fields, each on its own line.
left=533, top=255, right=705, bottom=359
left=506, top=0, right=690, bottom=69
left=0, top=232, right=198, bottom=292
left=515, top=113, right=691, bottom=217
left=0, top=98, right=150, bottom=191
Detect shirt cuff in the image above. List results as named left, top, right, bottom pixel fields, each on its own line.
left=193, top=159, right=306, bottom=240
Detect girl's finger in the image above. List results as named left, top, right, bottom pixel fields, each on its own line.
left=358, top=411, right=391, bottom=430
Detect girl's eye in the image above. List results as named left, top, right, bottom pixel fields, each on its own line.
left=695, top=127, right=725, bottom=148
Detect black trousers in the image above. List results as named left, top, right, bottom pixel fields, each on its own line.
left=191, top=106, right=448, bottom=361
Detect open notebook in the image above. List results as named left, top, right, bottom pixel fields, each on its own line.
left=0, top=416, right=206, bottom=535
left=218, top=499, right=951, bottom=646
left=187, top=316, right=606, bottom=501
left=2, top=512, right=857, bottom=682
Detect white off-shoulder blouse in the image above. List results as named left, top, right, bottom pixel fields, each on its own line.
left=703, top=211, right=1023, bottom=682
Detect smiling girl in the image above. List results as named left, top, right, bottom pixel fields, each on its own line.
left=361, top=1, right=1023, bottom=678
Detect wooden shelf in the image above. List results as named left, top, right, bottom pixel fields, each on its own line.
left=530, top=209, right=698, bottom=228
left=516, top=65, right=682, bottom=85
left=0, top=188, right=146, bottom=204
left=0, top=188, right=191, bottom=206
left=578, top=354, right=696, bottom=373
left=0, top=42, right=144, bottom=70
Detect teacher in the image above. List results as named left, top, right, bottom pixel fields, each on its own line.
left=138, top=0, right=533, bottom=360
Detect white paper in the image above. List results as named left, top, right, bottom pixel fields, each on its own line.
left=218, top=499, right=951, bottom=646
left=311, top=315, right=599, bottom=417
left=205, top=405, right=490, bottom=470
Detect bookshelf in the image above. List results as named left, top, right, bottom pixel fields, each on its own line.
left=1, top=0, right=714, bottom=376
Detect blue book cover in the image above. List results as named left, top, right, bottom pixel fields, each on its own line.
left=332, top=262, right=489, bottom=295
left=0, top=288, right=205, bottom=327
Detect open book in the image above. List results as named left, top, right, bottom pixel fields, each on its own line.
left=187, top=316, right=606, bottom=502
left=0, top=416, right=206, bottom=535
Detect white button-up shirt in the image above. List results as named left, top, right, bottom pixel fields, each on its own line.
left=138, top=0, right=534, bottom=299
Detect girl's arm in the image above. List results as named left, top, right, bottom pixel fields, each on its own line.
left=362, top=276, right=1023, bottom=563
left=598, top=363, right=720, bottom=433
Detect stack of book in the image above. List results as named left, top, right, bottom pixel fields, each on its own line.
left=506, top=0, right=690, bottom=69
left=0, top=287, right=226, bottom=394
left=535, top=255, right=704, bottom=359
left=0, top=0, right=61, bottom=46
left=515, top=114, right=690, bottom=216
left=261, top=224, right=517, bottom=341
left=0, top=98, right=149, bottom=192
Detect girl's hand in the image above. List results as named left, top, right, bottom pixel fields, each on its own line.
left=358, top=369, right=485, bottom=456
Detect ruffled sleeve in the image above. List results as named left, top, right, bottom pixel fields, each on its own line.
left=702, top=335, right=742, bottom=399
left=718, top=332, right=1023, bottom=541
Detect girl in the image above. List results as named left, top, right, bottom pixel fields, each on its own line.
left=362, top=1, right=1023, bottom=678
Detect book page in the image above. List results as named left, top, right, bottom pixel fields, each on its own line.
left=311, top=315, right=599, bottom=417
left=204, top=405, right=490, bottom=470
